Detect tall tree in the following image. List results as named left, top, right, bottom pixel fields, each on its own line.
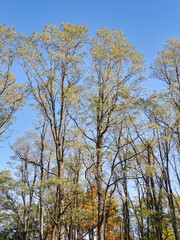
left=77, top=28, right=144, bottom=240
left=152, top=39, right=180, bottom=144
left=18, top=23, right=88, bottom=240
left=151, top=39, right=180, bottom=240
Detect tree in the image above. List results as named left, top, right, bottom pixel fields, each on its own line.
left=151, top=39, right=180, bottom=240
left=18, top=23, right=88, bottom=240
left=76, top=28, right=144, bottom=240
left=152, top=39, right=180, bottom=145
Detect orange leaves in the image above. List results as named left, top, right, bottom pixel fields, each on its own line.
left=75, top=186, right=122, bottom=237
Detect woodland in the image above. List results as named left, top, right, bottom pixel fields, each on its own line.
left=0, top=23, right=179, bottom=240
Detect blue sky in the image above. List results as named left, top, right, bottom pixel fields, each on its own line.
left=1, top=0, right=179, bottom=87
left=1, top=0, right=180, bottom=80
left=1, top=0, right=180, bottom=56
left=0, top=0, right=180, bottom=169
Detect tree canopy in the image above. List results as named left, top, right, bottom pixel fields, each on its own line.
left=0, top=24, right=179, bottom=240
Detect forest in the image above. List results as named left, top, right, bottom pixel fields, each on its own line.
left=0, top=23, right=179, bottom=240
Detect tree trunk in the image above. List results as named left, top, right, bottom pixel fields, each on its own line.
left=56, top=142, right=65, bottom=240
left=40, top=170, right=44, bottom=240
left=40, top=124, right=46, bottom=240
left=97, top=146, right=105, bottom=240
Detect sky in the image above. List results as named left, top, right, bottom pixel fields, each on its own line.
left=0, top=0, right=180, bottom=170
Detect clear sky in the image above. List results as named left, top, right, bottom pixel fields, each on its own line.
left=1, top=0, right=180, bottom=61
left=0, top=0, right=180, bottom=169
